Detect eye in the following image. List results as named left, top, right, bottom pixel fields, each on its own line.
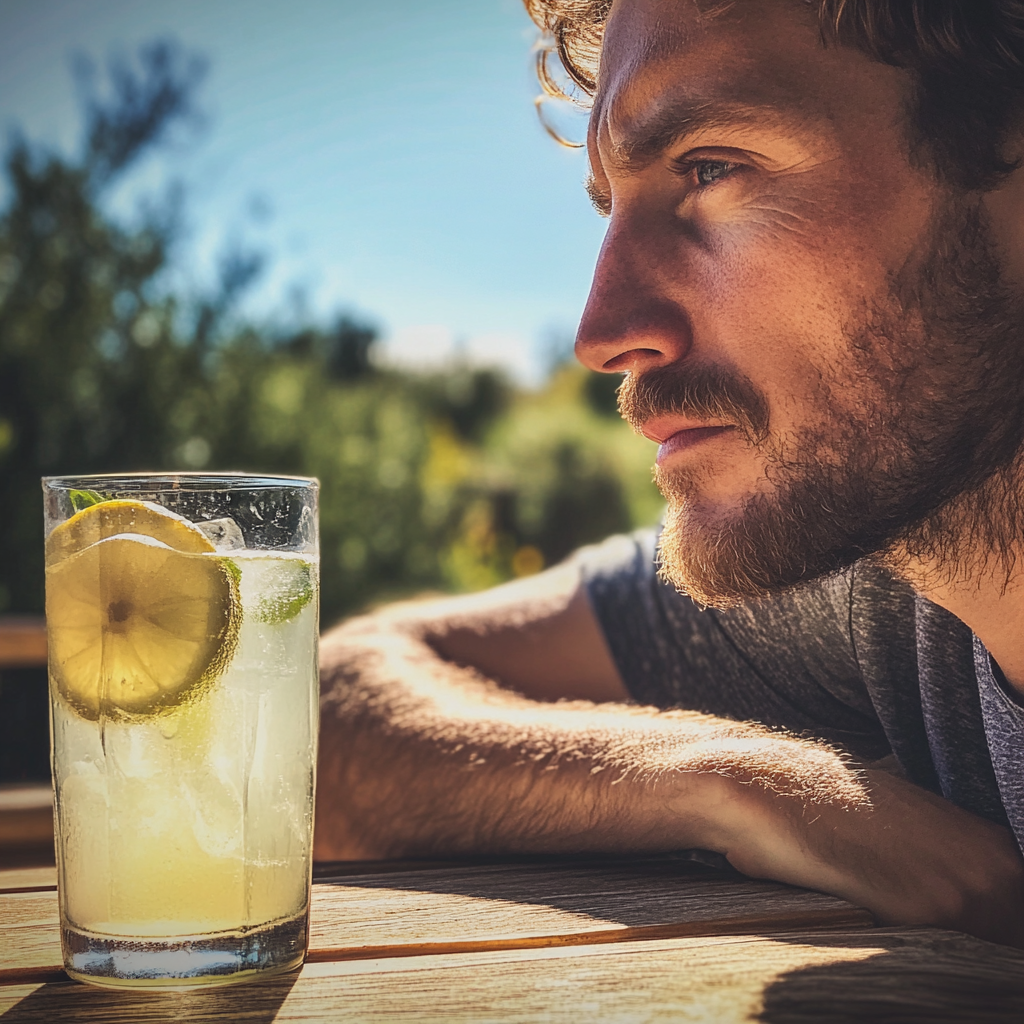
left=671, top=156, right=740, bottom=190
left=693, top=160, right=735, bottom=187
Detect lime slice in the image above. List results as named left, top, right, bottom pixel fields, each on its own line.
left=45, top=505, right=241, bottom=721
left=47, top=499, right=216, bottom=566
left=253, top=558, right=316, bottom=624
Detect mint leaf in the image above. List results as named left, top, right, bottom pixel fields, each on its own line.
left=69, top=489, right=108, bottom=512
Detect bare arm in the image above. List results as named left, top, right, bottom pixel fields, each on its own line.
left=316, top=560, right=860, bottom=857
left=316, top=560, right=1024, bottom=945
left=410, top=560, right=631, bottom=704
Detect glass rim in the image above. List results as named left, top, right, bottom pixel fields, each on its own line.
left=42, top=471, right=318, bottom=491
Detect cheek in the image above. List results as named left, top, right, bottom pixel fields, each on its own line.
left=681, top=214, right=855, bottom=391
left=688, top=181, right=918, bottom=372
left=666, top=233, right=878, bottom=449
left=684, top=168, right=925, bottom=331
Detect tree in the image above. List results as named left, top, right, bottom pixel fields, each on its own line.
left=0, top=40, right=271, bottom=612
left=0, top=39, right=658, bottom=623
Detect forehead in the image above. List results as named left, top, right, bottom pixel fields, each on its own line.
left=593, top=0, right=910, bottom=164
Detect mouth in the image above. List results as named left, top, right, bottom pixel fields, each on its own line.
left=640, top=416, right=736, bottom=465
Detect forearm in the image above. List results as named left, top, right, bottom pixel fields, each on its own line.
left=720, top=766, right=1024, bottom=946
left=314, top=615, right=866, bottom=861
left=316, top=613, right=1024, bottom=945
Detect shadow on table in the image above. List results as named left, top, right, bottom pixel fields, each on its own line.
left=315, top=853, right=741, bottom=928
left=756, top=928, right=1024, bottom=1024
left=0, top=970, right=299, bottom=1023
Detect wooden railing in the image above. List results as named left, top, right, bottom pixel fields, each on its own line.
left=0, top=617, right=46, bottom=669
left=0, top=617, right=53, bottom=867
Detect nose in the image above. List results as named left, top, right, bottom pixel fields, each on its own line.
left=575, top=222, right=692, bottom=374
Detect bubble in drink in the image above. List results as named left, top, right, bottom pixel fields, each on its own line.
left=44, top=488, right=319, bottom=987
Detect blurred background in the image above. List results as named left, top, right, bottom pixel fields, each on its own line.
left=0, top=0, right=662, bottom=781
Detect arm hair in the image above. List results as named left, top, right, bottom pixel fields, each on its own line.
left=315, top=610, right=866, bottom=860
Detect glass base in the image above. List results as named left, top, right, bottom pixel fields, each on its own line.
left=61, top=911, right=308, bottom=990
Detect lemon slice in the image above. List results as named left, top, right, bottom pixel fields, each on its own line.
left=46, top=499, right=217, bottom=565
left=46, top=533, right=240, bottom=721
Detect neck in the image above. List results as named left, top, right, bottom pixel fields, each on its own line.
left=887, top=469, right=1024, bottom=697
left=912, top=560, right=1024, bottom=697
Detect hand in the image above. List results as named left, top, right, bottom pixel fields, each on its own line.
left=712, top=768, right=1024, bottom=947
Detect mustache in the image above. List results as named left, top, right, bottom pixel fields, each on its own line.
left=617, top=362, right=770, bottom=443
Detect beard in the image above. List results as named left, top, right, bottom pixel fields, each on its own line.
left=618, top=199, right=1024, bottom=608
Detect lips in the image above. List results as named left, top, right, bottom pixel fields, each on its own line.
left=640, top=415, right=720, bottom=444
left=640, top=416, right=735, bottom=464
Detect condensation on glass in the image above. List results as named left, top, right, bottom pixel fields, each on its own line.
left=42, top=473, right=319, bottom=989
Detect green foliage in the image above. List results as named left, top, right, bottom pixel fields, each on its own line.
left=0, top=41, right=662, bottom=625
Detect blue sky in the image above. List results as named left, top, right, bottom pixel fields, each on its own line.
left=0, top=0, right=606, bottom=381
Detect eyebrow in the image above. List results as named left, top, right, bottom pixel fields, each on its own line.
left=584, top=96, right=823, bottom=216
left=616, top=100, right=815, bottom=165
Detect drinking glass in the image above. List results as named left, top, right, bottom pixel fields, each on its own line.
left=42, top=473, right=319, bottom=989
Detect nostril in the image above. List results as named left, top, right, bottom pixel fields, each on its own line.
left=577, top=297, right=693, bottom=375
left=603, top=347, right=662, bottom=372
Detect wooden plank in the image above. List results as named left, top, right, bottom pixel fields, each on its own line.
left=312, top=857, right=493, bottom=879
left=0, top=866, right=56, bottom=895
left=0, top=891, right=60, bottom=984
left=1, top=928, right=1023, bottom=1022
left=0, top=853, right=708, bottom=893
left=308, top=861, right=872, bottom=961
left=0, top=618, right=46, bottom=669
left=0, top=786, right=54, bottom=851
left=0, top=857, right=468, bottom=895
left=0, top=861, right=870, bottom=985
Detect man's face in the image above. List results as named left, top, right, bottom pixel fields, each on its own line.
left=577, top=0, right=1024, bottom=606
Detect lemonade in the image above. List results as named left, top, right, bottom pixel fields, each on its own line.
left=43, top=476, right=319, bottom=988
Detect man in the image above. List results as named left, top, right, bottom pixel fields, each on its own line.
left=316, top=0, right=1024, bottom=946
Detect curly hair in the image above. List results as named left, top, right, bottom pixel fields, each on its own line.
left=522, top=0, right=1024, bottom=189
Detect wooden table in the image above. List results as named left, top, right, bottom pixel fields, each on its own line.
left=3, top=855, right=1024, bottom=1022
left=3, top=624, right=1024, bottom=1020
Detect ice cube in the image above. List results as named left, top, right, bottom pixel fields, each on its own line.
left=248, top=557, right=316, bottom=624
left=195, top=517, right=245, bottom=550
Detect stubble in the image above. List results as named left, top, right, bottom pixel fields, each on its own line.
left=618, top=198, right=1024, bottom=608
